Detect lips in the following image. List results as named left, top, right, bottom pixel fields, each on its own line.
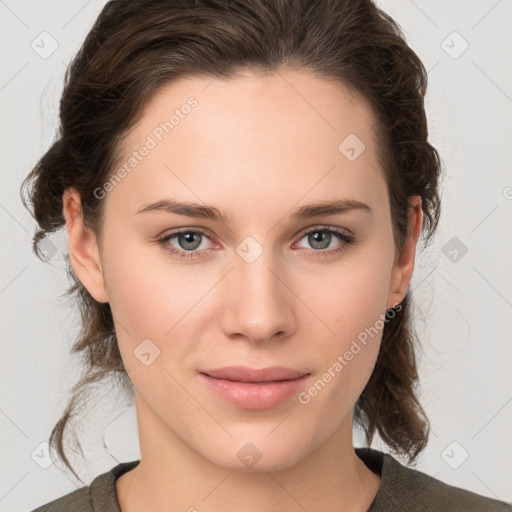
left=200, top=365, right=308, bottom=383
left=199, top=366, right=311, bottom=409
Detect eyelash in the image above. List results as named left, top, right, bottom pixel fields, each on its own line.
left=156, top=226, right=355, bottom=260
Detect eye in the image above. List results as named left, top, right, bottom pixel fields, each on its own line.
left=294, top=226, right=355, bottom=258
left=156, top=225, right=356, bottom=260
left=157, top=228, right=215, bottom=259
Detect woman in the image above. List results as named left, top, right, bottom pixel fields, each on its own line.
left=22, top=0, right=511, bottom=510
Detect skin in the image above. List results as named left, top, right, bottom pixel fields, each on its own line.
left=62, top=69, right=422, bottom=512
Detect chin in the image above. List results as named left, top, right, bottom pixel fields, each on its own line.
left=198, top=433, right=307, bottom=473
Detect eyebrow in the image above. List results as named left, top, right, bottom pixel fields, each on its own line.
left=135, top=198, right=372, bottom=223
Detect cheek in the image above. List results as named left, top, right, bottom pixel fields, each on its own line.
left=308, top=252, right=393, bottom=342
left=101, top=234, right=217, bottom=379
left=299, top=244, right=393, bottom=400
left=102, top=231, right=198, bottom=336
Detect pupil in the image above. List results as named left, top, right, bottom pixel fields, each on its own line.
left=311, top=231, right=330, bottom=249
left=180, top=232, right=200, bottom=250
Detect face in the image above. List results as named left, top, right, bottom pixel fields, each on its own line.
left=65, top=69, right=421, bottom=472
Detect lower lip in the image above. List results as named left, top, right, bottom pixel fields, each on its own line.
left=199, top=373, right=310, bottom=410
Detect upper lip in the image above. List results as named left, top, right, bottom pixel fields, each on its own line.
left=200, top=366, right=309, bottom=383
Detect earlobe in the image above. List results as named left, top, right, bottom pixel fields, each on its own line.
left=386, top=196, right=423, bottom=309
left=62, top=188, right=109, bottom=303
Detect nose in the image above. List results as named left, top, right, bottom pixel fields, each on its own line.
left=219, top=245, right=296, bottom=344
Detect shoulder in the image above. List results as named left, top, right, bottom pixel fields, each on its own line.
left=356, top=447, right=512, bottom=512
left=29, top=460, right=140, bottom=512
left=30, top=485, right=91, bottom=512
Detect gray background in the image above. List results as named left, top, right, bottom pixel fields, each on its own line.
left=1, top=0, right=511, bottom=510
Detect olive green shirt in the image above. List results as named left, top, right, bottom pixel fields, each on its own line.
left=31, top=447, right=511, bottom=511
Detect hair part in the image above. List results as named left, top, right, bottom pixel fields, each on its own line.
left=21, top=0, right=443, bottom=481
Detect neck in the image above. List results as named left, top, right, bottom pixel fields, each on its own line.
left=116, top=394, right=381, bottom=512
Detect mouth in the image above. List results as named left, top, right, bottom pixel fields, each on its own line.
left=198, top=366, right=311, bottom=410
left=200, top=365, right=309, bottom=383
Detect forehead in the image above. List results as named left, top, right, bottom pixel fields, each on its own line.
left=123, top=68, right=379, bottom=158
left=108, top=69, right=386, bottom=218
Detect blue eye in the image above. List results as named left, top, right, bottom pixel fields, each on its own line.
left=295, top=227, right=355, bottom=257
left=157, top=229, right=215, bottom=259
left=156, top=226, right=355, bottom=260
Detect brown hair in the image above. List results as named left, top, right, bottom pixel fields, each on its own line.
left=21, top=0, right=443, bottom=482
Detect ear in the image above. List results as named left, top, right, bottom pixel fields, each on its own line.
left=62, top=187, right=109, bottom=303
left=386, top=195, right=423, bottom=309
